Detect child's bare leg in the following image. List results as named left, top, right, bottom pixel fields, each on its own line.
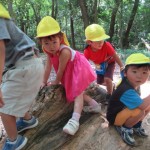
left=23, top=111, right=32, bottom=120
left=140, top=109, right=150, bottom=121
left=73, top=92, right=84, bottom=114
left=104, top=77, right=113, bottom=95
left=124, top=110, right=145, bottom=127
left=63, top=93, right=84, bottom=135
left=83, top=93, right=99, bottom=107
left=83, top=93, right=101, bottom=113
left=1, top=113, right=17, bottom=141
left=72, top=93, right=84, bottom=121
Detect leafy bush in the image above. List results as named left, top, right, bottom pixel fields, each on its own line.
left=116, top=49, right=150, bottom=63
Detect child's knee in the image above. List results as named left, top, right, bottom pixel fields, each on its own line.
left=104, top=77, right=112, bottom=83
left=132, top=108, right=145, bottom=117
left=145, top=105, right=150, bottom=112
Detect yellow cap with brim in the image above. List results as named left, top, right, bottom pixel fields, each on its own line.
left=0, top=3, right=11, bottom=19
left=36, top=16, right=60, bottom=38
left=36, top=16, right=69, bottom=46
left=85, top=24, right=110, bottom=41
left=125, top=53, right=150, bottom=66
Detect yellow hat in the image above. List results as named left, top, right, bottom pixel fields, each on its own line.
left=0, top=3, right=11, bottom=19
left=125, top=53, right=150, bottom=66
left=85, top=24, right=110, bottom=41
left=36, top=16, right=69, bottom=46
left=36, top=16, right=60, bottom=38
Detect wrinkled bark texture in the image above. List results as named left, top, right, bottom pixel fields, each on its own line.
left=23, top=83, right=150, bottom=150
left=0, top=83, right=150, bottom=150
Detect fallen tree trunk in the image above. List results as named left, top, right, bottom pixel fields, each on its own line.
left=0, top=83, right=150, bottom=150
left=22, top=83, right=150, bottom=150
left=23, top=83, right=107, bottom=150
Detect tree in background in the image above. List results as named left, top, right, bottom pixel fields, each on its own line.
left=1, top=0, right=149, bottom=50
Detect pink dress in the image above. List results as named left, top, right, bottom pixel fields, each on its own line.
left=45, top=44, right=96, bottom=102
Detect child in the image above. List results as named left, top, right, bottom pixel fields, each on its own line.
left=36, top=16, right=101, bottom=136
left=0, top=4, right=44, bottom=150
left=84, top=24, right=124, bottom=101
left=107, top=53, right=150, bottom=146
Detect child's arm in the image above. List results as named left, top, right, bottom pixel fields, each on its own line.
left=138, top=94, right=150, bottom=110
left=53, top=48, right=70, bottom=84
left=113, top=53, right=124, bottom=71
left=0, top=40, right=5, bottom=107
left=42, top=55, right=52, bottom=86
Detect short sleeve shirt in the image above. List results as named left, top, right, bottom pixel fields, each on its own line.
left=84, top=42, right=115, bottom=64
left=106, top=78, right=143, bottom=124
left=0, top=18, right=35, bottom=67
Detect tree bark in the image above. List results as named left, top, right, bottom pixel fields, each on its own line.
left=70, top=16, right=76, bottom=49
left=20, top=84, right=107, bottom=150
left=109, top=0, right=122, bottom=43
left=7, top=0, right=16, bottom=20
left=69, top=1, right=76, bottom=49
left=122, top=0, right=139, bottom=48
left=91, top=0, right=98, bottom=23
left=1, top=84, right=150, bottom=149
left=52, top=0, right=58, bottom=19
left=78, top=0, right=89, bottom=29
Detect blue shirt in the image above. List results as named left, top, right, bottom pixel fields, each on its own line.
left=107, top=78, right=143, bottom=125
left=120, top=89, right=143, bottom=109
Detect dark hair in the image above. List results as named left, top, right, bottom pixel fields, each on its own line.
left=37, top=31, right=63, bottom=44
left=125, top=64, right=150, bottom=73
left=47, top=31, right=63, bottom=40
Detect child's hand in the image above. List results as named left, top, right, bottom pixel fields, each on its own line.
left=40, top=82, right=47, bottom=90
left=51, top=80, right=60, bottom=85
left=0, top=90, right=4, bottom=107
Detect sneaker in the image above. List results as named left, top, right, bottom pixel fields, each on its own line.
left=2, top=135, right=27, bottom=150
left=133, top=127, right=148, bottom=137
left=63, top=119, right=79, bottom=135
left=17, top=116, right=38, bottom=133
left=115, top=126, right=135, bottom=146
left=83, top=103, right=101, bottom=113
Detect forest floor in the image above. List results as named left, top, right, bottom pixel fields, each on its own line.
left=0, top=55, right=150, bottom=150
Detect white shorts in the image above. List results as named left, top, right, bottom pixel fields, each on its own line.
left=0, top=58, right=44, bottom=117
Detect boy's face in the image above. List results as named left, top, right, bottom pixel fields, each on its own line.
left=87, top=40, right=104, bottom=51
left=41, top=36, right=61, bottom=54
left=124, top=66, right=149, bottom=88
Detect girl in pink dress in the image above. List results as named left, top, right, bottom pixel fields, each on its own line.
left=36, top=16, right=101, bottom=135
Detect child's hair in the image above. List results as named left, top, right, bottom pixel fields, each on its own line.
left=124, top=64, right=150, bottom=73
left=42, top=32, right=63, bottom=40
left=124, top=53, right=150, bottom=73
left=47, top=32, right=63, bottom=40
left=37, top=31, right=63, bottom=44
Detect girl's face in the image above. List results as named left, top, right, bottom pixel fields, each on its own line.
left=88, top=40, right=104, bottom=51
left=41, top=36, right=61, bottom=54
left=124, top=66, right=149, bottom=89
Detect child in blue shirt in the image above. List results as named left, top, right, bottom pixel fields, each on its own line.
left=107, top=53, right=150, bottom=146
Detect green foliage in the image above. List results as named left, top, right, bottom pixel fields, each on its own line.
left=116, top=49, right=150, bottom=63
left=0, top=0, right=149, bottom=50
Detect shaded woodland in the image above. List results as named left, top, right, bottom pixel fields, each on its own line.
left=1, top=0, right=150, bottom=50
left=0, top=2, right=150, bottom=148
